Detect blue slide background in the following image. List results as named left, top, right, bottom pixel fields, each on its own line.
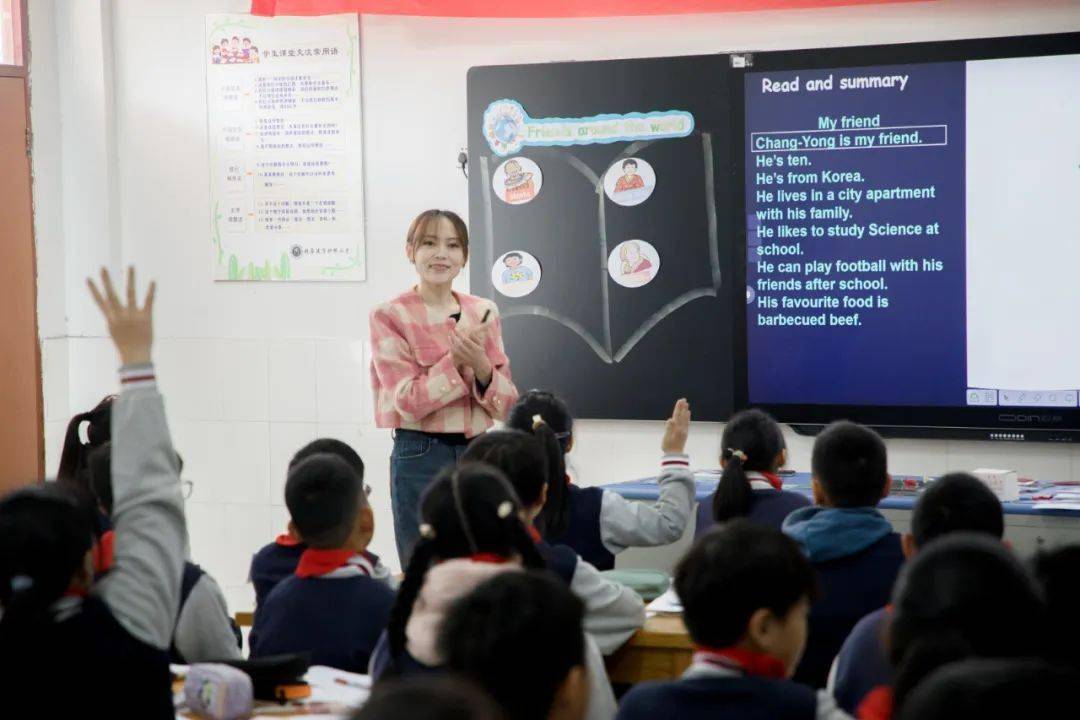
left=745, top=61, right=967, bottom=406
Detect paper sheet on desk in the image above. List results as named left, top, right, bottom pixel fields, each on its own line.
left=305, top=665, right=371, bottom=706
left=1033, top=502, right=1080, bottom=511
left=646, top=586, right=682, bottom=614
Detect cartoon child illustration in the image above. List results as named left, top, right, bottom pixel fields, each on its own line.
left=501, top=253, right=534, bottom=285
left=242, top=38, right=253, bottom=62
left=619, top=241, right=654, bottom=285
left=502, top=159, right=536, bottom=204
left=211, top=45, right=222, bottom=64
left=230, top=37, right=241, bottom=63
left=250, top=46, right=261, bottom=63
left=614, top=159, right=646, bottom=194
left=218, top=39, right=230, bottom=62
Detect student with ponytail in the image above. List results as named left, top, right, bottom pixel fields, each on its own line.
left=857, top=534, right=1046, bottom=720
left=0, top=267, right=186, bottom=718
left=461, top=425, right=646, bottom=657
left=372, top=460, right=621, bottom=720
left=371, top=463, right=546, bottom=679
left=697, top=409, right=809, bottom=537
left=507, top=392, right=695, bottom=571
left=57, top=395, right=114, bottom=493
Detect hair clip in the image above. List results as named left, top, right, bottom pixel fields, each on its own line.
left=10, top=574, right=33, bottom=593
left=531, top=414, right=547, bottom=430
left=497, top=501, right=514, bottom=519
left=726, top=448, right=748, bottom=462
left=419, top=523, right=436, bottom=539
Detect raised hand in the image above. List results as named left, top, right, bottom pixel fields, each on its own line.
left=87, top=266, right=156, bottom=366
left=661, top=398, right=691, bottom=454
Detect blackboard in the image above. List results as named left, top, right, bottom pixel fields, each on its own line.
left=467, top=55, right=737, bottom=421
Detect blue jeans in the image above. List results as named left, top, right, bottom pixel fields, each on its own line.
left=390, top=430, right=467, bottom=566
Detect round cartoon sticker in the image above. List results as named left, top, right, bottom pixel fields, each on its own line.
left=492, top=250, right=542, bottom=298
left=608, top=240, right=659, bottom=288
left=493, top=157, right=543, bottom=205
left=603, top=157, right=656, bottom=207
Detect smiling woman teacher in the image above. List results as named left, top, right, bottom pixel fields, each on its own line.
left=369, top=209, right=519, bottom=565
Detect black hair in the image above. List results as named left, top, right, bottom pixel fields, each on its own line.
left=888, top=533, right=1046, bottom=715
left=810, top=420, right=888, bottom=508
left=384, top=464, right=546, bottom=676
left=351, top=676, right=505, bottom=720
left=288, top=438, right=365, bottom=480
left=0, top=484, right=95, bottom=646
left=1032, top=544, right=1080, bottom=668
left=439, top=571, right=585, bottom=720
left=87, top=442, right=184, bottom=518
left=675, top=519, right=817, bottom=648
left=56, top=396, right=114, bottom=492
left=711, top=409, right=785, bottom=523
left=896, top=658, right=1080, bottom=720
left=911, top=472, right=1004, bottom=549
left=622, top=159, right=638, bottom=169
left=503, top=252, right=523, bottom=263
left=284, top=453, right=365, bottom=548
left=462, top=426, right=569, bottom=539
left=507, top=390, right=573, bottom=453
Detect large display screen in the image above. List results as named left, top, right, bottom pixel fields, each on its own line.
left=743, top=48, right=1080, bottom=422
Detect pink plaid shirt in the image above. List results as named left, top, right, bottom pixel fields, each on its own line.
left=370, top=288, right=519, bottom=437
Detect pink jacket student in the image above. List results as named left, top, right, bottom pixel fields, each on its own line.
left=370, top=289, right=517, bottom=437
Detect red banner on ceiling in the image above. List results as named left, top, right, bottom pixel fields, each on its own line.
left=251, top=0, right=913, bottom=19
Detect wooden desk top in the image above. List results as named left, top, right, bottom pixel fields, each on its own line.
left=606, top=613, right=692, bottom=684
left=626, top=613, right=692, bottom=649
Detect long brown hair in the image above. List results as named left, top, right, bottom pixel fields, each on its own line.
left=406, top=209, right=469, bottom=263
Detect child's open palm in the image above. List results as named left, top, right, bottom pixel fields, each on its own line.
left=87, top=266, right=156, bottom=366
left=661, top=398, right=691, bottom=454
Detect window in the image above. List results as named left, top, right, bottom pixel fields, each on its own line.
left=1, top=0, right=24, bottom=68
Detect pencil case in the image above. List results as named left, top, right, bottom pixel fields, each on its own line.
left=184, top=663, right=253, bottom=720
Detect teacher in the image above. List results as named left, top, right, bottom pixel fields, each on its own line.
left=369, top=209, right=519, bottom=566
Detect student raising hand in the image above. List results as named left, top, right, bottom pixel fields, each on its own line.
left=87, top=266, right=156, bottom=365
left=661, top=398, right=691, bottom=455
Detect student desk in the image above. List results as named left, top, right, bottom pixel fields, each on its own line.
left=604, top=472, right=1080, bottom=572
left=607, top=613, right=693, bottom=684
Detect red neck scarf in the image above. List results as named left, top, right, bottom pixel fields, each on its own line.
left=470, top=553, right=509, bottom=564
left=527, top=524, right=543, bottom=543
left=692, top=645, right=787, bottom=679
left=275, top=533, right=302, bottom=547
left=748, top=471, right=783, bottom=491
left=857, top=686, right=894, bottom=720
left=295, top=548, right=360, bottom=578
left=92, top=530, right=116, bottom=575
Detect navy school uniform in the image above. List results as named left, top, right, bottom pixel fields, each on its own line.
left=616, top=648, right=845, bottom=720
left=695, top=472, right=811, bottom=538
left=250, top=549, right=396, bottom=673
left=782, top=506, right=904, bottom=688
left=249, top=535, right=306, bottom=607
left=830, top=606, right=892, bottom=714
left=549, top=484, right=614, bottom=570
left=9, top=595, right=174, bottom=718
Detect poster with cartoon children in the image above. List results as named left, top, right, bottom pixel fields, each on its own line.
left=211, top=35, right=260, bottom=64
